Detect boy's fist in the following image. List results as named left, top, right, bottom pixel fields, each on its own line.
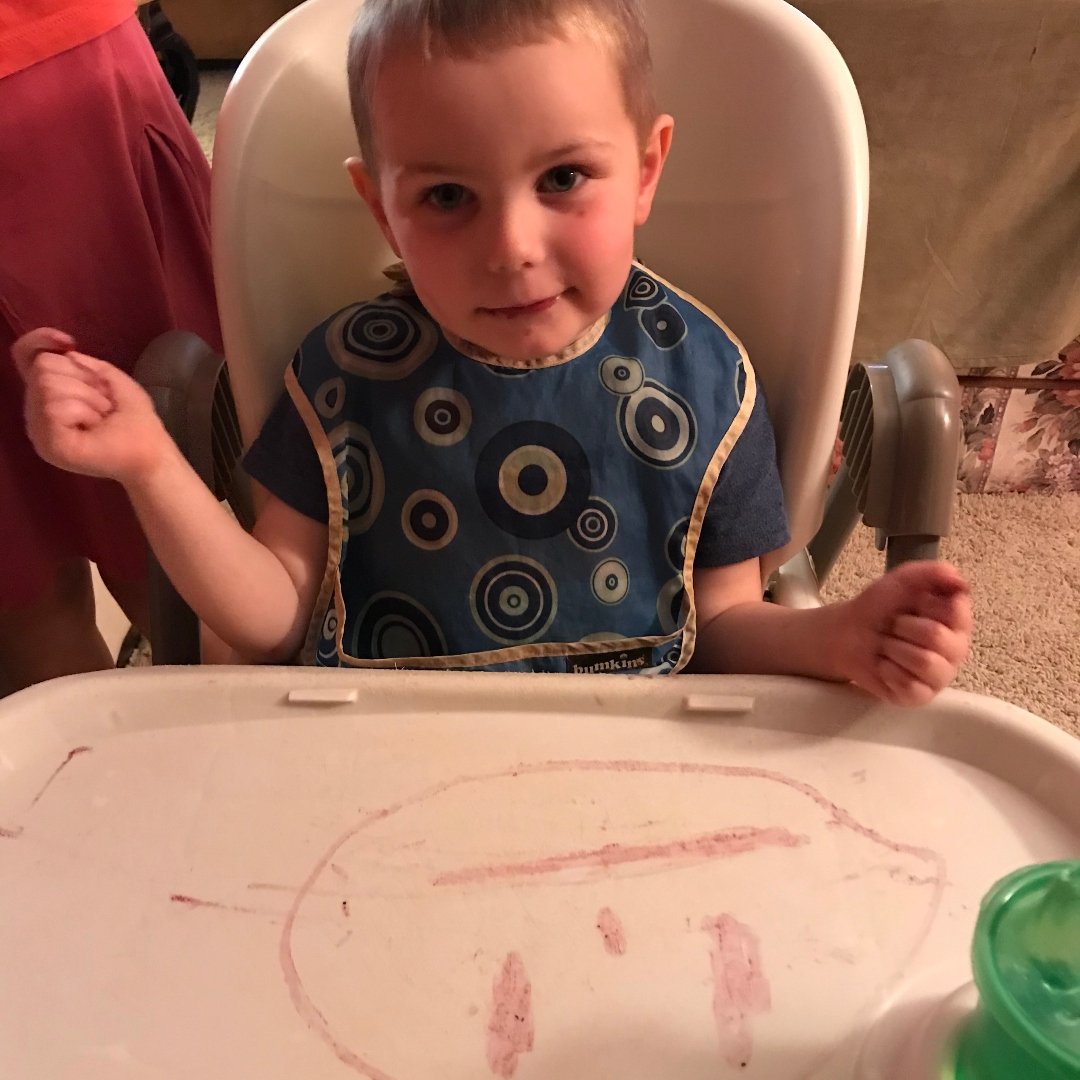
left=16, top=328, right=168, bottom=485
left=842, top=560, right=972, bottom=706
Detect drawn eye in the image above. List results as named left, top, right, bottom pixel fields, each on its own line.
left=426, top=183, right=469, bottom=211
left=538, top=166, right=583, bottom=194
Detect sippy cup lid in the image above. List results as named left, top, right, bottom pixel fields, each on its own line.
left=967, top=860, right=1080, bottom=1077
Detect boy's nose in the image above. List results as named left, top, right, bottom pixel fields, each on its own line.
left=484, top=197, right=544, bottom=274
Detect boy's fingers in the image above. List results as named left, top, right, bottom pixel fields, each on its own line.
left=914, top=589, right=973, bottom=635
left=41, top=398, right=103, bottom=432
left=30, top=350, right=110, bottom=392
left=37, top=370, right=115, bottom=417
left=917, top=560, right=968, bottom=595
left=891, top=613, right=944, bottom=649
left=68, top=351, right=142, bottom=406
left=66, top=350, right=113, bottom=376
left=876, top=655, right=937, bottom=707
left=891, top=613, right=969, bottom=665
left=879, top=636, right=956, bottom=692
left=31, top=349, right=81, bottom=375
left=889, top=559, right=969, bottom=599
left=28, top=353, right=115, bottom=416
left=883, top=561, right=971, bottom=632
left=12, top=329, right=76, bottom=377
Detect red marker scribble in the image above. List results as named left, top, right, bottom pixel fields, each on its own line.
left=597, top=907, right=627, bottom=955
left=433, top=825, right=808, bottom=887
left=30, top=745, right=92, bottom=808
left=170, top=894, right=266, bottom=917
left=248, top=882, right=360, bottom=904
left=702, top=914, right=771, bottom=1068
left=0, top=746, right=93, bottom=838
left=248, top=882, right=323, bottom=895
left=487, top=952, right=534, bottom=1078
left=280, top=801, right=403, bottom=1080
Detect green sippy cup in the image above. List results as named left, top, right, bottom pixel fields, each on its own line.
left=952, top=860, right=1080, bottom=1080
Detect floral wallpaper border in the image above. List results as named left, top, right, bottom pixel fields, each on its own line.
left=959, top=336, right=1080, bottom=494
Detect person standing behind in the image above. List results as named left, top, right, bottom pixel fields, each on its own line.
left=0, top=0, right=221, bottom=692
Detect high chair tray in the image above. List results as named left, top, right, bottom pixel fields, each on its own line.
left=1, top=668, right=1077, bottom=1079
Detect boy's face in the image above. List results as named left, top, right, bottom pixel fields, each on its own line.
left=349, top=33, right=673, bottom=362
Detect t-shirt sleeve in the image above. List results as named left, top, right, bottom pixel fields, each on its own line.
left=694, top=387, right=790, bottom=567
left=242, top=388, right=329, bottom=522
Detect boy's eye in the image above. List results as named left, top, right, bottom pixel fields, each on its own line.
left=425, top=183, right=469, bottom=211
left=538, top=165, right=584, bottom=194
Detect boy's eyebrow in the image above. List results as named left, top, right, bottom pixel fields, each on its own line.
left=532, top=139, right=617, bottom=165
left=398, top=162, right=471, bottom=180
left=397, top=140, right=617, bottom=181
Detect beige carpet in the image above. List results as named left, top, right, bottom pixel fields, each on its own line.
left=192, top=68, right=231, bottom=163
left=824, top=493, right=1080, bottom=736
left=194, top=72, right=1079, bottom=738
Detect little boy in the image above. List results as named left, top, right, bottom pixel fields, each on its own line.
left=16, top=0, right=970, bottom=702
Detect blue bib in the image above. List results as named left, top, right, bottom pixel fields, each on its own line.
left=290, top=264, right=756, bottom=674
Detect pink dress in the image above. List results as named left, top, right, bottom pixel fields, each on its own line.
left=0, top=14, right=221, bottom=605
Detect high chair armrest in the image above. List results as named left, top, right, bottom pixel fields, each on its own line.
left=134, top=332, right=226, bottom=494
left=132, top=332, right=252, bottom=665
left=765, top=550, right=825, bottom=610
left=807, top=339, right=961, bottom=582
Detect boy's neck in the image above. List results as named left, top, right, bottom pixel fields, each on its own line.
left=382, top=260, right=612, bottom=369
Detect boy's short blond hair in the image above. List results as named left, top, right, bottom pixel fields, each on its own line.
left=347, top=0, right=657, bottom=171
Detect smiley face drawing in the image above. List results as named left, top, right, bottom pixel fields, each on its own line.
left=280, top=759, right=945, bottom=1079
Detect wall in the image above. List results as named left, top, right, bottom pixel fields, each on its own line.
left=159, top=0, right=300, bottom=60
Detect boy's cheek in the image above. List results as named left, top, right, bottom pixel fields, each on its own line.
left=393, top=220, right=460, bottom=264
left=563, top=208, right=634, bottom=266
left=572, top=237, right=638, bottom=302
left=398, top=245, right=464, bottom=304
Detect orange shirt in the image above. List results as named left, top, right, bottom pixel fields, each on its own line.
left=0, top=0, right=136, bottom=80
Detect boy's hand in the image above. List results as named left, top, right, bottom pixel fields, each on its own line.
left=841, top=561, right=971, bottom=706
left=16, top=328, right=170, bottom=486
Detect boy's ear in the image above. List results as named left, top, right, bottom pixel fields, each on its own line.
left=634, top=115, right=675, bottom=227
left=345, top=156, right=402, bottom=257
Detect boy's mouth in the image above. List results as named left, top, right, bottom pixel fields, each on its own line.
left=479, top=293, right=562, bottom=318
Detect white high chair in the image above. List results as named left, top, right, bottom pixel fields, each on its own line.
left=136, top=0, right=962, bottom=663
left=5, top=10, right=1079, bottom=1073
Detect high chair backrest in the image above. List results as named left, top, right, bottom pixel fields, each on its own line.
left=212, top=0, right=867, bottom=565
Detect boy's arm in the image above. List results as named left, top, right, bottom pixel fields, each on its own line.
left=127, top=452, right=327, bottom=661
left=18, top=330, right=326, bottom=662
left=687, top=560, right=848, bottom=680
left=687, top=558, right=971, bottom=706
